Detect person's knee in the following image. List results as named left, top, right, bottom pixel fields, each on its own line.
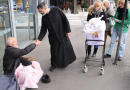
left=110, top=37, right=117, bottom=44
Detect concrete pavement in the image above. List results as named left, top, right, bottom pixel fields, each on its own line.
left=25, top=14, right=130, bottom=90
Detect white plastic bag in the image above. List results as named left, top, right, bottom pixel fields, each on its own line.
left=83, top=16, right=106, bottom=45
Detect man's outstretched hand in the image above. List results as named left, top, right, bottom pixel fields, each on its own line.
left=35, top=40, right=41, bottom=45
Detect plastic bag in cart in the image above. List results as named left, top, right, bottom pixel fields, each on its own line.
left=83, top=15, right=106, bottom=45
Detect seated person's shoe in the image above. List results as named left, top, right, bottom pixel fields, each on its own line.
left=104, top=54, right=111, bottom=58
left=91, top=53, right=96, bottom=57
left=118, top=57, right=122, bottom=61
left=87, top=54, right=91, bottom=59
left=49, top=66, right=55, bottom=72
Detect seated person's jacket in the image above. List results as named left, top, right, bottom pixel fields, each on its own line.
left=3, top=43, right=36, bottom=74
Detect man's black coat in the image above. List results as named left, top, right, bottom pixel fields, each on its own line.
left=38, top=7, right=71, bottom=42
left=38, top=7, right=76, bottom=68
left=3, top=43, right=36, bottom=74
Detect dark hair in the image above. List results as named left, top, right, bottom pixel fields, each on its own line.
left=37, top=3, right=46, bottom=9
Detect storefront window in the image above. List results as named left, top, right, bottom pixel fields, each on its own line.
left=13, top=0, right=35, bottom=47
left=77, top=0, right=89, bottom=12
left=0, top=0, right=12, bottom=73
left=49, top=0, right=90, bottom=13
left=50, top=0, right=73, bottom=10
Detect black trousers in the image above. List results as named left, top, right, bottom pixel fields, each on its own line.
left=87, top=45, right=98, bottom=55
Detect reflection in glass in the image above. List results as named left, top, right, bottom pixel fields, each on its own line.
left=50, top=0, right=73, bottom=10
left=14, top=0, right=35, bottom=47
left=0, top=0, right=12, bottom=73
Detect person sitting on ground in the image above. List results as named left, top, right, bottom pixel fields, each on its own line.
left=87, top=0, right=107, bottom=59
left=3, top=37, right=43, bottom=90
left=3, top=37, right=39, bottom=74
left=104, top=0, right=130, bottom=61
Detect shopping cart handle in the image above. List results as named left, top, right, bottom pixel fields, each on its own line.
left=85, top=39, right=104, bottom=42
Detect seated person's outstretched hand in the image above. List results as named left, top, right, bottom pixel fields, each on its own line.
left=35, top=40, right=41, bottom=45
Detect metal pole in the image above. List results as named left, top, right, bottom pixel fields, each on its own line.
left=32, top=0, right=39, bottom=39
left=8, top=0, right=17, bottom=39
left=74, top=0, right=77, bottom=14
left=28, top=14, right=31, bottom=40
left=113, top=0, right=128, bottom=65
left=33, top=14, right=37, bottom=40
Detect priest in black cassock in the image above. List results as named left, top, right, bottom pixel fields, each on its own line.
left=36, top=3, right=76, bottom=72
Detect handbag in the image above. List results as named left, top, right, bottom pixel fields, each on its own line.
left=109, top=17, right=115, bottom=26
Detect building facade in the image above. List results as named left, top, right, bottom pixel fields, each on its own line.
left=45, top=0, right=103, bottom=14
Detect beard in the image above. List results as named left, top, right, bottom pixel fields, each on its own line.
left=42, top=11, right=47, bottom=15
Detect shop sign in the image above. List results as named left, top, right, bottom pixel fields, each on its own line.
left=26, top=0, right=29, bottom=10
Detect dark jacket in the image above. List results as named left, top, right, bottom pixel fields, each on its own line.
left=38, top=7, right=71, bottom=43
left=3, top=43, right=36, bottom=74
left=37, top=7, right=76, bottom=68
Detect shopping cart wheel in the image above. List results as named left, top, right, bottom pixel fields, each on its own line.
left=84, top=66, right=88, bottom=73
left=101, top=68, right=104, bottom=75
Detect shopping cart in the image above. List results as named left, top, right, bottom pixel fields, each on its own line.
left=82, top=15, right=106, bottom=75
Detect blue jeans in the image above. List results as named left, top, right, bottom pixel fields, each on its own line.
left=107, top=27, right=128, bottom=57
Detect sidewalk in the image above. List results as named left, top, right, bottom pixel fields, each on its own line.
left=26, top=15, right=130, bottom=90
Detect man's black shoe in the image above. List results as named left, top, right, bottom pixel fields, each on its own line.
left=104, top=54, right=111, bottom=58
left=49, top=66, right=55, bottom=72
left=118, top=57, right=122, bottom=61
left=91, top=53, right=96, bottom=57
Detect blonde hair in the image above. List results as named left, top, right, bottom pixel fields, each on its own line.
left=117, top=0, right=130, bottom=9
left=94, top=0, right=103, bottom=7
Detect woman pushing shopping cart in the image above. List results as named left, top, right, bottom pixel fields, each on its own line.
left=82, top=0, right=107, bottom=75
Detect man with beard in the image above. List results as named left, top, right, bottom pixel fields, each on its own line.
left=36, top=3, right=76, bottom=72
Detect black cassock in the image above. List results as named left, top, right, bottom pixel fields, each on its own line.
left=38, top=7, right=76, bottom=68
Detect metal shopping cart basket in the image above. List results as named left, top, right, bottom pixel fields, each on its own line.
left=82, top=16, right=106, bottom=75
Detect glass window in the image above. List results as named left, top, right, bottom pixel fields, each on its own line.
left=50, top=0, right=73, bottom=10
left=0, top=0, right=12, bottom=73
left=13, top=0, right=35, bottom=47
